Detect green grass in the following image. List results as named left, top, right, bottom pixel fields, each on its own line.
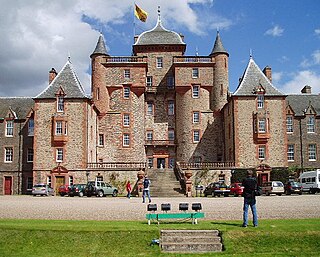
left=0, top=219, right=320, bottom=256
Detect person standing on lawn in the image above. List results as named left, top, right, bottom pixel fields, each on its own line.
left=242, top=170, right=258, bottom=227
left=126, top=180, right=132, bottom=199
left=142, top=175, right=151, bottom=203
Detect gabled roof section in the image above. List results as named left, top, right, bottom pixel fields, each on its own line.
left=233, top=57, right=284, bottom=96
left=35, top=60, right=88, bottom=99
left=0, top=97, right=34, bottom=119
left=286, top=94, right=320, bottom=116
left=90, top=34, right=109, bottom=58
left=210, top=31, right=228, bottom=56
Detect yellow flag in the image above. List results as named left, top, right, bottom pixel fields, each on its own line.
left=134, top=4, right=148, bottom=22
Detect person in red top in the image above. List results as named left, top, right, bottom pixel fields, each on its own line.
left=126, top=180, right=132, bottom=199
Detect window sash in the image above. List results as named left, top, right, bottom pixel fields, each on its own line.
left=192, top=68, right=199, bottom=78
left=168, top=101, right=174, bottom=115
left=193, top=112, right=200, bottom=123
left=168, top=130, right=175, bottom=141
left=156, top=57, right=163, bottom=68
left=258, top=119, right=266, bottom=133
left=193, top=130, right=200, bottom=142
left=57, top=96, right=64, bottom=112
left=146, top=131, right=153, bottom=141
left=6, top=120, right=13, bottom=136
left=123, top=134, right=130, bottom=146
left=55, top=121, right=63, bottom=135
left=287, top=145, right=294, bottom=161
left=258, top=146, right=266, bottom=159
left=27, top=148, right=33, bottom=162
left=123, top=114, right=130, bottom=126
left=307, top=116, right=315, bottom=133
left=286, top=116, right=293, bottom=133
left=147, top=102, right=153, bottom=115
left=56, top=148, right=63, bottom=162
left=124, top=69, right=130, bottom=78
left=5, top=147, right=13, bottom=162
left=167, top=76, right=174, bottom=88
left=308, top=144, right=316, bottom=161
left=146, top=76, right=152, bottom=87
left=192, top=85, right=200, bottom=98
left=99, top=134, right=104, bottom=146
left=28, top=119, right=34, bottom=136
left=123, top=87, right=130, bottom=99
left=257, top=95, right=264, bottom=108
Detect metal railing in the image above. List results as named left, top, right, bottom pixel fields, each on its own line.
left=145, top=140, right=175, bottom=146
left=173, top=56, right=213, bottom=63
left=103, top=56, right=147, bottom=63
left=87, top=162, right=146, bottom=170
left=179, top=162, right=235, bottom=169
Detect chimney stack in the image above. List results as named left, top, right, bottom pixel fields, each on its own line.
left=263, top=66, right=272, bottom=82
left=301, top=85, right=312, bottom=94
left=49, top=68, right=57, bottom=84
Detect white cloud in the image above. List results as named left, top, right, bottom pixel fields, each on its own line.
left=300, top=49, right=320, bottom=68
left=0, top=0, right=229, bottom=97
left=272, top=71, right=283, bottom=85
left=264, top=25, right=284, bottom=37
left=279, top=70, right=320, bottom=94
left=315, top=28, right=320, bottom=36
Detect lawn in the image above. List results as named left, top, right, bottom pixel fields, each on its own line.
left=0, top=218, right=319, bottom=257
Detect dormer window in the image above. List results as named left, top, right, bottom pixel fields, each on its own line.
left=156, top=57, right=163, bottom=68
left=5, top=120, right=13, bottom=137
left=257, top=95, right=264, bottom=109
left=57, top=96, right=64, bottom=112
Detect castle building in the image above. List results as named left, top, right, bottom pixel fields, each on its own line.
left=1, top=12, right=319, bottom=195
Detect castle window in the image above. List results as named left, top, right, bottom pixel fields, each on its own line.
left=4, top=147, right=13, bottom=162
left=146, top=130, right=153, bottom=141
left=167, top=76, right=174, bottom=89
left=286, top=116, right=293, bottom=133
left=258, top=118, right=266, bottom=133
left=27, top=148, right=33, bottom=163
left=98, top=134, right=104, bottom=146
left=5, top=120, right=13, bottom=137
left=69, top=176, right=73, bottom=186
left=156, top=57, right=163, bottom=68
left=192, top=68, right=199, bottom=78
left=258, top=145, right=266, bottom=159
left=123, top=87, right=130, bottom=99
left=123, top=133, right=130, bottom=147
left=57, top=96, right=64, bottom=112
left=147, top=102, right=154, bottom=115
left=168, top=100, right=174, bottom=115
left=123, top=114, right=130, bottom=127
left=193, top=130, right=200, bottom=143
left=287, top=144, right=294, bottom=161
left=146, top=76, right=152, bottom=87
left=308, top=144, right=316, bottom=161
left=169, top=158, right=175, bottom=168
left=168, top=129, right=175, bottom=142
left=124, top=69, right=130, bottom=79
left=257, top=95, right=264, bottom=109
left=56, top=148, right=63, bottom=162
left=192, top=85, right=200, bottom=98
left=28, top=119, right=34, bottom=136
left=55, top=121, right=63, bottom=135
left=147, top=158, right=153, bottom=168
left=47, top=176, right=52, bottom=187
left=193, top=111, right=200, bottom=123
left=307, top=116, right=315, bottom=133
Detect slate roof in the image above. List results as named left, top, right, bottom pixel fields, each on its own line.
left=210, top=31, right=228, bottom=56
left=90, top=34, right=108, bottom=57
left=0, top=97, right=34, bottom=119
left=286, top=94, right=320, bottom=116
left=35, top=60, right=88, bottom=99
left=134, top=17, right=185, bottom=46
left=233, top=57, right=284, bottom=96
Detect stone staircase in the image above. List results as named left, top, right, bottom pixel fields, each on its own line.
left=146, top=168, right=185, bottom=197
left=160, top=230, right=223, bottom=253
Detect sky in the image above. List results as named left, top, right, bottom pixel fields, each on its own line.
left=0, top=0, right=320, bottom=97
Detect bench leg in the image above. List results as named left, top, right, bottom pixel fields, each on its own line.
left=148, top=219, right=151, bottom=225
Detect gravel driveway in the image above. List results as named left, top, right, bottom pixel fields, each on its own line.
left=0, top=195, right=319, bottom=221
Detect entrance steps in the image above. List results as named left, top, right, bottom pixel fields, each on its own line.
left=146, top=169, right=185, bottom=197
left=160, top=230, right=223, bottom=253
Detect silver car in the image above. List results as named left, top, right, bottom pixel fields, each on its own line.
left=32, top=184, right=54, bottom=196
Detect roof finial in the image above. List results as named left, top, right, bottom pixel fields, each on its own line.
left=68, top=52, right=71, bottom=62
left=195, top=46, right=199, bottom=56
left=157, top=6, right=161, bottom=22
left=250, top=49, right=253, bottom=58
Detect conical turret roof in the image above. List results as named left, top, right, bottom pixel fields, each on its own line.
left=210, top=31, right=228, bottom=56
left=90, top=34, right=108, bottom=58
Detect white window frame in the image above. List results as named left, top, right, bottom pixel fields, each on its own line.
left=47, top=176, right=52, bottom=187
left=147, top=102, right=153, bottom=115
left=168, top=100, right=174, bottom=116
left=56, top=148, right=63, bottom=162
left=4, top=147, right=13, bottom=162
left=124, top=69, right=130, bottom=79
left=5, top=120, right=13, bottom=137
left=57, top=96, right=64, bottom=112
left=307, top=116, right=315, bottom=133
left=287, top=144, right=294, bottom=161
left=258, top=119, right=266, bottom=133
left=69, top=176, right=73, bottom=186
left=146, top=76, right=152, bottom=87
left=257, top=95, right=264, bottom=109
left=156, top=57, right=163, bottom=68
left=98, top=134, right=104, bottom=146
left=286, top=116, right=293, bottom=133
left=146, top=131, right=153, bottom=141
left=192, top=68, right=199, bottom=78
left=193, top=130, right=200, bottom=143
left=192, top=85, right=200, bottom=98
left=258, top=145, right=266, bottom=160
left=28, top=119, right=34, bottom=136
left=123, top=114, right=130, bottom=127
left=123, top=134, right=130, bottom=147
left=168, top=129, right=175, bottom=141
left=193, top=111, right=200, bottom=123
left=308, top=144, right=316, bottom=161
left=123, top=87, right=130, bottom=99
left=55, top=121, right=63, bottom=135
left=27, top=148, right=33, bottom=163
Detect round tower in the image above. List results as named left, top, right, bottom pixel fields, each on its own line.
left=90, top=34, right=109, bottom=115
left=209, top=31, right=229, bottom=113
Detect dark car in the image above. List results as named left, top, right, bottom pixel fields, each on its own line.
left=58, top=185, right=70, bottom=196
left=230, top=182, right=244, bottom=197
left=68, top=184, right=86, bottom=197
left=203, top=182, right=230, bottom=197
left=285, top=181, right=302, bottom=195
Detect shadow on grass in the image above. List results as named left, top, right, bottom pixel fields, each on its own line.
left=210, top=221, right=241, bottom=227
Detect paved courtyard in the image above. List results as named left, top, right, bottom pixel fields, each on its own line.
left=0, top=194, right=319, bottom=221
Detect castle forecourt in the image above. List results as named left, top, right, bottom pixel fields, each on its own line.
left=0, top=195, right=319, bottom=221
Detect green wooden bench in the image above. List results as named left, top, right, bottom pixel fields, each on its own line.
left=146, top=212, right=205, bottom=225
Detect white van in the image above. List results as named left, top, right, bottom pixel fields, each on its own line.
left=299, top=170, right=320, bottom=194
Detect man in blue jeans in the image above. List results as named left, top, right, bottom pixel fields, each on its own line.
left=242, top=170, right=258, bottom=227
left=142, top=175, right=151, bottom=203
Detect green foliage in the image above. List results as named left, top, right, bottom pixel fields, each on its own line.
left=231, top=169, right=247, bottom=183
left=270, top=168, right=290, bottom=183
left=0, top=219, right=319, bottom=257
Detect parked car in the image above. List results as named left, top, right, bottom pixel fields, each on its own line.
left=68, top=184, right=86, bottom=197
left=299, top=170, right=320, bottom=194
left=85, top=181, right=118, bottom=197
left=32, top=184, right=54, bottom=196
left=261, top=181, right=284, bottom=196
left=284, top=181, right=302, bottom=195
left=58, top=185, right=70, bottom=196
left=203, top=182, right=230, bottom=197
left=230, top=182, right=244, bottom=197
